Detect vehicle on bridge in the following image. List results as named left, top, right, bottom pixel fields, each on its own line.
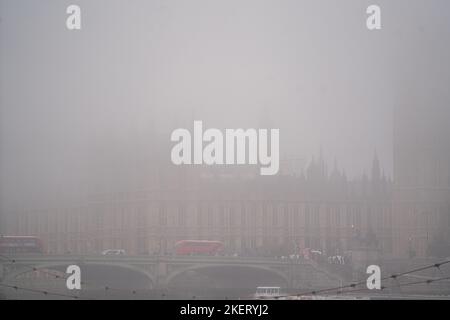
left=254, top=286, right=281, bottom=299
left=0, top=236, right=44, bottom=254
left=174, top=240, right=224, bottom=256
left=101, top=249, right=126, bottom=255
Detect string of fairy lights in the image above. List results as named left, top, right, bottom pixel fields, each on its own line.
left=0, top=283, right=82, bottom=299
left=271, top=259, right=450, bottom=299
left=0, top=254, right=86, bottom=299
left=1, top=253, right=450, bottom=300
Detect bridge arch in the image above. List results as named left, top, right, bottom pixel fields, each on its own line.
left=2, top=261, right=156, bottom=290
left=165, top=263, right=290, bottom=289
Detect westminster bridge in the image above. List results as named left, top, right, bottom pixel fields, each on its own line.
left=0, top=254, right=344, bottom=299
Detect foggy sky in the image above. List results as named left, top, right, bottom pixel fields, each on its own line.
left=1, top=0, right=450, bottom=212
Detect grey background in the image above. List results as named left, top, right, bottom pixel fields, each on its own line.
left=1, top=0, right=449, bottom=212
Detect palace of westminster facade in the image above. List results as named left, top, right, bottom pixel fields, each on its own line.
left=0, top=153, right=418, bottom=258
left=2, top=103, right=450, bottom=260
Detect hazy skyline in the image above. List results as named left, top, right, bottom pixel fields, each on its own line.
left=1, top=0, right=450, bottom=211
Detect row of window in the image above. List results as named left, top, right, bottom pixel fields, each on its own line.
left=10, top=203, right=394, bottom=236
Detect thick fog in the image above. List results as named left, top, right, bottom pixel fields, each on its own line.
left=2, top=0, right=450, bottom=302
left=0, top=0, right=449, bottom=213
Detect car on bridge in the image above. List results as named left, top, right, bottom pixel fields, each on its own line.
left=101, top=249, right=126, bottom=255
left=253, top=287, right=292, bottom=299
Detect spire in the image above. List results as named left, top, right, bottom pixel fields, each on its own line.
left=317, top=147, right=327, bottom=180
left=330, top=158, right=341, bottom=182
left=371, top=150, right=381, bottom=182
left=306, top=156, right=316, bottom=181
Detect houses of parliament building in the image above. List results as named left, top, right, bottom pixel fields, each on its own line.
left=2, top=151, right=396, bottom=258
left=1, top=103, right=449, bottom=260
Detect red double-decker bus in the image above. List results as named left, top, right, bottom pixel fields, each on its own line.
left=0, top=236, right=44, bottom=254
left=174, top=240, right=224, bottom=256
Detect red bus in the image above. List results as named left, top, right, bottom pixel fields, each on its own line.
left=0, top=236, right=44, bottom=254
left=174, top=240, right=224, bottom=256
